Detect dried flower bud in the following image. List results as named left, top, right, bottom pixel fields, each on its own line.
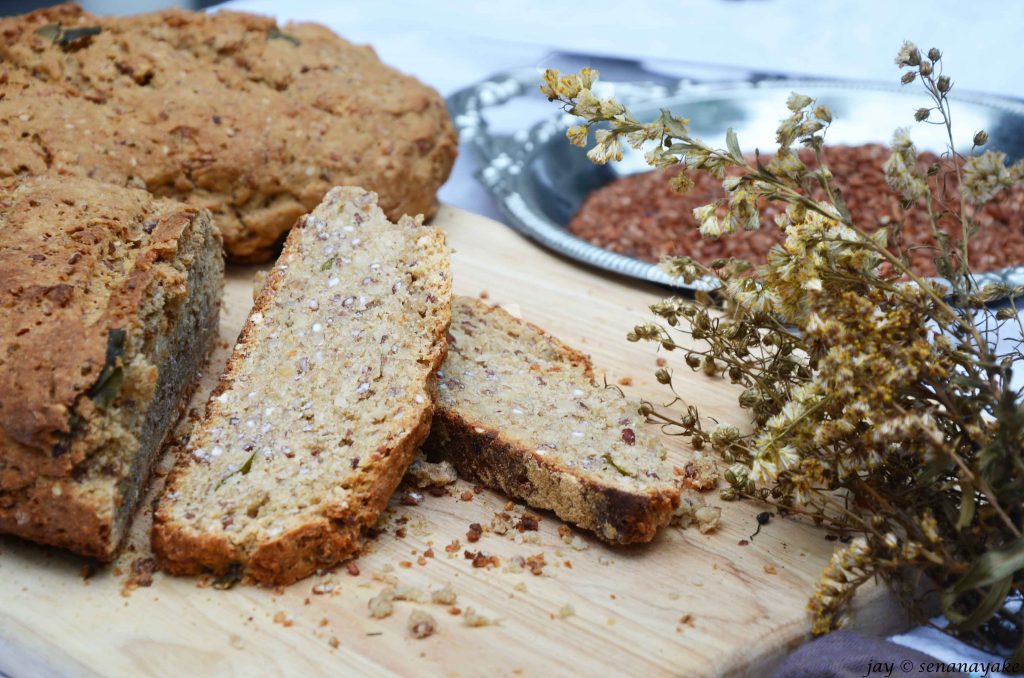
left=739, top=387, right=761, bottom=408
left=901, top=71, right=917, bottom=85
left=638, top=402, right=654, bottom=417
left=937, top=75, right=951, bottom=92
left=927, top=47, right=941, bottom=61
left=655, top=368, right=672, bottom=384
left=996, top=307, right=1017, bottom=320
left=918, top=60, right=933, bottom=77
left=685, top=353, right=701, bottom=369
left=895, top=41, right=922, bottom=67
left=973, top=130, right=989, bottom=147
left=914, top=108, right=930, bottom=122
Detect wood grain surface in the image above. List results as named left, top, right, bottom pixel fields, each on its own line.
left=0, top=206, right=907, bottom=677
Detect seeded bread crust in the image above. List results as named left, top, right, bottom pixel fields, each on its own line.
left=0, top=4, right=457, bottom=262
left=429, top=410, right=679, bottom=543
left=152, top=187, right=451, bottom=585
left=423, top=298, right=681, bottom=544
left=0, top=173, right=223, bottom=559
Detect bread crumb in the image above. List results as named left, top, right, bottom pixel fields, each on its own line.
left=404, top=453, right=458, bottom=488
left=570, top=536, right=588, bottom=551
left=491, top=511, right=514, bottom=535
left=328, top=636, right=340, bottom=649
left=319, top=618, right=329, bottom=627
left=463, top=607, right=498, bottom=627
left=430, top=583, right=458, bottom=605
left=368, top=589, right=395, bottom=618
left=557, top=604, right=575, bottom=619
left=525, top=553, right=546, bottom=576
left=393, top=584, right=424, bottom=602
left=466, top=523, right=483, bottom=542
left=677, top=453, right=720, bottom=491
left=516, top=513, right=541, bottom=532
left=763, top=563, right=778, bottom=575
left=617, top=376, right=633, bottom=386
left=558, top=524, right=572, bottom=542
left=513, top=582, right=527, bottom=593
left=479, top=290, right=489, bottom=299
left=272, top=611, right=293, bottom=627
left=671, top=490, right=722, bottom=533
left=408, top=610, right=438, bottom=639
left=445, top=539, right=461, bottom=557
left=312, top=582, right=336, bottom=595
left=346, top=561, right=360, bottom=576
left=656, top=357, right=668, bottom=367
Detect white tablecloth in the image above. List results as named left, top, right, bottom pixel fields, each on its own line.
left=220, top=1, right=1023, bottom=671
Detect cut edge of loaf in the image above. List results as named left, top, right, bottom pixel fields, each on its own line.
left=152, top=187, right=452, bottom=585
left=423, top=297, right=680, bottom=545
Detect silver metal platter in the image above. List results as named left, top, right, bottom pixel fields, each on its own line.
left=448, top=69, right=1024, bottom=292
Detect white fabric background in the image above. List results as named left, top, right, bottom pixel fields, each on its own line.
left=220, top=0, right=1024, bottom=671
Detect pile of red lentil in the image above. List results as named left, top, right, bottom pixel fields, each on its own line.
left=568, top=144, right=1024, bottom=276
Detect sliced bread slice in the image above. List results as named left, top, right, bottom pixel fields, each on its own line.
left=423, top=297, right=681, bottom=544
left=152, top=187, right=451, bottom=585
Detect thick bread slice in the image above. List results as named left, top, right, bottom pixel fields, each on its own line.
left=423, top=297, right=681, bottom=544
left=0, top=173, right=223, bottom=559
left=152, top=187, right=451, bottom=585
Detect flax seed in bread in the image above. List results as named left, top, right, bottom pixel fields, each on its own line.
left=0, top=173, right=223, bottom=559
left=0, top=4, right=456, bottom=262
left=152, top=187, right=451, bottom=585
left=423, top=297, right=681, bottom=544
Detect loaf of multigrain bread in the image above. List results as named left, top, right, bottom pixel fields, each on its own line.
left=0, top=3, right=456, bottom=262
left=423, top=297, right=681, bottom=544
left=153, top=187, right=451, bottom=585
left=0, top=173, right=223, bottom=559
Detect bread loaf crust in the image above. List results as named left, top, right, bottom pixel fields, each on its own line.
left=0, top=4, right=457, bottom=262
left=0, top=174, right=223, bottom=559
left=427, top=409, right=678, bottom=544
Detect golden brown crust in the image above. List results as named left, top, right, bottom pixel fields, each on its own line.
left=426, top=409, right=677, bottom=545
left=0, top=176, right=204, bottom=456
left=0, top=4, right=457, bottom=262
left=0, top=173, right=223, bottom=559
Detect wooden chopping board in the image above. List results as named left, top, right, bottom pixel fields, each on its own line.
left=0, top=206, right=907, bottom=677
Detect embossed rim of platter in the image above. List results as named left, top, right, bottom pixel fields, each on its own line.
left=447, top=70, right=1024, bottom=293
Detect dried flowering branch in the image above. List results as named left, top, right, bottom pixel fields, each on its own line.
left=544, top=43, right=1024, bottom=656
